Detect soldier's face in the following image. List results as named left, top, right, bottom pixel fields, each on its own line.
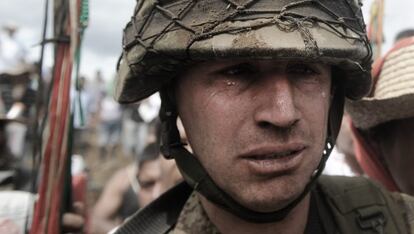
left=176, top=60, right=332, bottom=212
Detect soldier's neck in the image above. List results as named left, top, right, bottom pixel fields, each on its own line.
left=198, top=193, right=310, bottom=234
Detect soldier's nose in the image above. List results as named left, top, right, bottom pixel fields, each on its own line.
left=254, top=76, right=300, bottom=129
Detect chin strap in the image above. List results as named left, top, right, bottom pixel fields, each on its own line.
left=171, top=139, right=334, bottom=223
left=158, top=84, right=344, bottom=223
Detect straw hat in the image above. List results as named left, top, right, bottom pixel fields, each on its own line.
left=346, top=37, right=414, bottom=129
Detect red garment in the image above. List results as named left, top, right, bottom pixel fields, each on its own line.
left=72, top=172, right=89, bottom=233
left=349, top=121, right=399, bottom=191
left=348, top=38, right=414, bottom=192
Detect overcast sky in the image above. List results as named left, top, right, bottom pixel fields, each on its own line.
left=0, top=0, right=413, bottom=80
left=0, top=0, right=134, bottom=81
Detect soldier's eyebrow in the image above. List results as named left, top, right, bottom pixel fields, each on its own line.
left=215, top=62, right=254, bottom=72
left=206, top=61, right=255, bottom=75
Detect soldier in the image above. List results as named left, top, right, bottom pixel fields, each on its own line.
left=113, top=0, right=414, bottom=233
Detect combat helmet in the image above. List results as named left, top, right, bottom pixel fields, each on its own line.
left=115, top=0, right=371, bottom=103
left=115, top=0, right=372, bottom=223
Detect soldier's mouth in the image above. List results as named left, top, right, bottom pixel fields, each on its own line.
left=239, top=145, right=307, bottom=175
left=240, top=144, right=307, bottom=160
left=249, top=149, right=303, bottom=160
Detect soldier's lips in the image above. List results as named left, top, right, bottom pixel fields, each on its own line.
left=239, top=144, right=307, bottom=176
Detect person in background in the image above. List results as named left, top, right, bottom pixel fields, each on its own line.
left=347, top=31, right=414, bottom=195
left=98, top=91, right=122, bottom=158
left=0, top=115, right=84, bottom=233
left=121, top=92, right=162, bottom=159
left=0, top=94, right=32, bottom=191
left=91, top=143, right=163, bottom=234
left=86, top=70, right=106, bottom=127
left=0, top=22, right=85, bottom=234
left=120, top=102, right=143, bottom=157
left=0, top=117, right=28, bottom=191
left=0, top=23, right=27, bottom=74
left=0, top=23, right=35, bottom=159
left=71, top=76, right=92, bottom=156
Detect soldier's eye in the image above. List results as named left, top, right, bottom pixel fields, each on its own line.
left=287, top=63, right=320, bottom=76
left=217, top=63, right=256, bottom=78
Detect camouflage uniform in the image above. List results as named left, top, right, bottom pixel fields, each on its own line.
left=167, top=177, right=414, bottom=234
left=169, top=192, right=220, bottom=234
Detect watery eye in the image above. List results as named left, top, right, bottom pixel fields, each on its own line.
left=218, top=63, right=256, bottom=77
left=287, top=64, right=319, bottom=75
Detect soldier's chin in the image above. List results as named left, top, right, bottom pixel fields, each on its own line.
left=211, top=178, right=303, bottom=213
left=238, top=194, right=298, bottom=213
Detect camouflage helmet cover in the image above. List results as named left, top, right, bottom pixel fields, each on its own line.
left=115, top=0, right=372, bottom=103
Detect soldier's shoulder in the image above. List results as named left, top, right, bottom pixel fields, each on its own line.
left=394, top=193, right=414, bottom=233
left=318, top=175, right=414, bottom=233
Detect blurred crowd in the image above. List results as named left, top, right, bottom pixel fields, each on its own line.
left=0, top=22, right=181, bottom=233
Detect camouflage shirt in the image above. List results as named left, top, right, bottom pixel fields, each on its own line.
left=167, top=177, right=414, bottom=234
left=115, top=176, right=414, bottom=234
left=168, top=192, right=220, bottom=234
left=400, top=193, right=414, bottom=232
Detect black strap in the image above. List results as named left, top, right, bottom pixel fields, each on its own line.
left=114, top=181, right=192, bottom=234
left=304, top=192, right=327, bottom=234
left=172, top=145, right=328, bottom=223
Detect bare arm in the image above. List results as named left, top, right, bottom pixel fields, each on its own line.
left=90, top=169, right=129, bottom=234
